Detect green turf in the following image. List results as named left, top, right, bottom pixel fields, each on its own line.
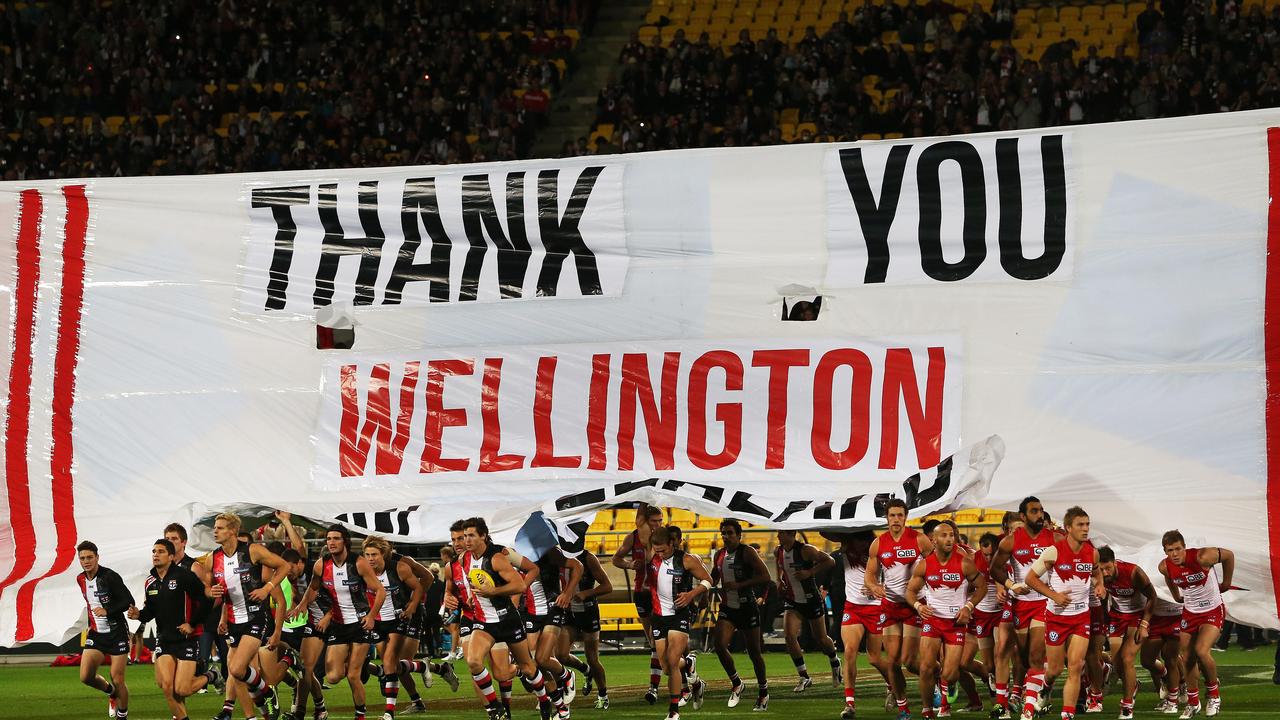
left=0, top=646, right=1273, bottom=719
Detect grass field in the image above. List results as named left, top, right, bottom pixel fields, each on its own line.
left=0, top=646, right=1274, bottom=720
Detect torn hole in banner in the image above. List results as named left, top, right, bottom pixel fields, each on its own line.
left=316, top=301, right=355, bottom=349
left=777, top=283, right=825, bottom=321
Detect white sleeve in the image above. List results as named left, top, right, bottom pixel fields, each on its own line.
left=1027, top=545, right=1058, bottom=577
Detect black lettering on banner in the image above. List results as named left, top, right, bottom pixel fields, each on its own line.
left=871, top=492, right=897, bottom=518
left=839, top=495, right=865, bottom=520
left=314, top=182, right=385, bottom=306
left=997, top=136, right=1068, bottom=280
left=772, top=500, right=813, bottom=523
left=388, top=178, right=452, bottom=305
left=902, top=455, right=953, bottom=508
left=658, top=479, right=726, bottom=504
left=916, top=141, right=987, bottom=282
left=839, top=145, right=911, bottom=284
left=537, top=167, right=604, bottom=296
left=461, top=174, right=533, bottom=301
left=555, top=488, right=608, bottom=511
left=725, top=491, right=772, bottom=519
left=813, top=501, right=833, bottom=521
left=250, top=186, right=310, bottom=311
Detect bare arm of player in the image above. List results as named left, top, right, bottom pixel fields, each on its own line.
left=1206, top=547, right=1235, bottom=592
left=443, top=563, right=459, bottom=611
left=990, top=534, right=1016, bottom=587
left=1134, top=567, right=1156, bottom=642
left=266, top=579, right=285, bottom=649
left=248, top=543, right=291, bottom=603
left=557, top=556, right=583, bottom=609
left=675, top=553, right=713, bottom=609
left=479, top=550, right=526, bottom=599
left=288, top=559, right=324, bottom=621
left=200, top=555, right=222, bottom=599
left=611, top=532, right=636, bottom=571
left=905, top=561, right=932, bottom=619
left=1158, top=560, right=1183, bottom=604
left=1022, top=546, right=1065, bottom=605
left=398, top=558, right=424, bottom=619
left=960, top=555, right=986, bottom=625
left=356, top=556, right=387, bottom=630
left=1091, top=549, right=1106, bottom=600
left=577, top=553, right=613, bottom=601
left=918, top=532, right=935, bottom=558
left=277, top=511, right=305, bottom=554
left=865, top=538, right=886, bottom=599
left=800, top=545, right=836, bottom=580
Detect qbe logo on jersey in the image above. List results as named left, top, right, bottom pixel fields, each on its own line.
left=824, top=133, right=1074, bottom=288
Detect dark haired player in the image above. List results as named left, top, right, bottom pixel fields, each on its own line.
left=648, top=526, right=712, bottom=720
left=712, top=519, right=772, bottom=710
left=990, top=497, right=1056, bottom=720
left=1098, top=545, right=1157, bottom=719
left=558, top=549, right=613, bottom=710
left=1159, top=530, right=1234, bottom=718
left=613, top=504, right=667, bottom=703
left=776, top=529, right=840, bottom=693
left=867, top=498, right=933, bottom=718
left=75, top=540, right=134, bottom=720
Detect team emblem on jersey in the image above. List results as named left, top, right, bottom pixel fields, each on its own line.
left=842, top=613, right=850, bottom=622
left=880, top=552, right=893, bottom=560
left=1048, top=630, right=1060, bottom=642
left=469, top=568, right=493, bottom=589
left=923, top=623, right=932, bottom=632
left=168, top=579, right=178, bottom=590
left=879, top=613, right=887, bottom=623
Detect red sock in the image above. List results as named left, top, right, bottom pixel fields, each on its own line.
left=844, top=687, right=854, bottom=704
left=996, top=682, right=1009, bottom=707
left=1207, top=682, right=1220, bottom=699
left=1188, top=688, right=1200, bottom=706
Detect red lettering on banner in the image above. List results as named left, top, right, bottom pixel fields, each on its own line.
left=878, top=347, right=946, bottom=469
left=531, top=356, right=581, bottom=469
left=338, top=362, right=419, bottom=476
left=479, top=358, right=525, bottom=472
left=617, top=352, right=680, bottom=470
left=810, top=349, right=873, bottom=470
left=586, top=353, right=611, bottom=470
left=750, top=349, right=810, bottom=469
left=687, top=350, right=744, bottom=469
left=421, top=358, right=474, bottom=472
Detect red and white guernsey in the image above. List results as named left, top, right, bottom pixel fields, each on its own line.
left=923, top=552, right=970, bottom=619
left=322, top=554, right=372, bottom=624
left=1046, top=538, right=1095, bottom=617
left=1009, top=527, right=1055, bottom=603
left=211, top=541, right=267, bottom=623
left=841, top=552, right=879, bottom=607
left=973, top=551, right=1004, bottom=614
left=649, top=551, right=692, bottom=617
left=876, top=527, right=922, bottom=605
left=1165, top=548, right=1223, bottom=614
left=1106, top=560, right=1146, bottom=614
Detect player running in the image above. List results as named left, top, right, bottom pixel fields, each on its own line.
left=1158, top=530, right=1234, bottom=718
left=990, top=497, right=1056, bottom=720
left=647, top=526, right=712, bottom=720
left=558, top=550, right=613, bottom=710
left=906, top=520, right=988, bottom=720
left=1018, top=506, right=1103, bottom=720
left=75, top=541, right=134, bottom=720
left=962, top=533, right=1004, bottom=716
left=829, top=528, right=892, bottom=720
left=362, top=535, right=425, bottom=720
left=866, top=498, right=932, bottom=718
left=1142, top=596, right=1187, bottom=714
left=776, top=529, right=840, bottom=693
left=613, top=504, right=666, bottom=703
left=1099, top=546, right=1157, bottom=719
left=520, top=543, right=583, bottom=719
left=712, top=519, right=772, bottom=711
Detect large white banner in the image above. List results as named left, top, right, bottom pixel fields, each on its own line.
left=0, top=113, right=1277, bottom=646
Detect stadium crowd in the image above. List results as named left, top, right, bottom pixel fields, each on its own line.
left=0, top=0, right=593, bottom=179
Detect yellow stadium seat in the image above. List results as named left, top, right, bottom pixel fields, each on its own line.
left=696, top=515, right=722, bottom=529
left=1036, top=6, right=1057, bottom=22
left=1082, top=6, right=1104, bottom=22
left=1059, top=7, right=1081, bottom=23
left=670, top=508, right=697, bottom=529
left=954, top=509, right=984, bottom=525
left=862, top=132, right=883, bottom=140
left=600, top=534, right=623, bottom=555
left=599, top=602, right=644, bottom=633
left=883, top=132, right=904, bottom=139
left=687, top=535, right=715, bottom=556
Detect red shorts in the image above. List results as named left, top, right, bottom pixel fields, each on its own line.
left=1090, top=604, right=1108, bottom=636
left=1148, top=614, right=1182, bottom=641
left=999, top=601, right=1015, bottom=625
left=968, top=608, right=1002, bottom=639
left=1044, top=611, right=1091, bottom=646
left=1107, top=610, right=1144, bottom=638
left=880, top=599, right=921, bottom=628
left=1012, top=599, right=1047, bottom=630
left=921, top=614, right=967, bottom=645
left=1179, top=605, right=1225, bottom=635
left=842, top=601, right=881, bottom=633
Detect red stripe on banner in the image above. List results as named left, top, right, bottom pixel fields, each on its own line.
left=1267, top=127, right=1280, bottom=623
left=0, top=189, right=43, bottom=608
left=15, top=185, right=88, bottom=641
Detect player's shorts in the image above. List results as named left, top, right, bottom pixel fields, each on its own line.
left=459, top=616, right=475, bottom=638
left=1180, top=605, right=1225, bottom=635
left=225, top=618, right=269, bottom=647
left=921, top=615, right=967, bottom=646
left=634, top=591, right=653, bottom=619
left=472, top=612, right=527, bottom=645
left=841, top=601, right=881, bottom=632
left=398, top=612, right=423, bottom=640
left=281, top=627, right=305, bottom=651
left=325, top=621, right=373, bottom=646
left=84, top=628, right=131, bottom=656
left=650, top=611, right=693, bottom=640
left=1044, top=611, right=1090, bottom=646
left=1012, top=599, right=1048, bottom=630
left=524, top=613, right=550, bottom=634
left=999, top=601, right=1014, bottom=625
left=1148, top=614, right=1182, bottom=641
left=570, top=604, right=601, bottom=633
left=722, top=603, right=762, bottom=630
left=783, top=598, right=825, bottom=620
left=372, top=618, right=401, bottom=643
left=968, top=608, right=1003, bottom=640
left=880, top=599, right=921, bottom=628
left=155, top=636, right=202, bottom=661
left=1090, top=604, right=1108, bottom=636
left=1107, top=610, right=1145, bottom=638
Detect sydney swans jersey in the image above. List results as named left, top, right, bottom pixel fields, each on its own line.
left=1165, top=548, right=1223, bottom=613
left=649, top=551, right=693, bottom=617
left=840, top=551, right=879, bottom=607
left=972, top=551, right=1004, bottom=613
left=922, top=552, right=969, bottom=619
left=1105, top=560, right=1146, bottom=614
left=322, top=554, right=372, bottom=624
left=876, top=527, right=922, bottom=604
left=1046, top=539, right=1095, bottom=617
left=211, top=541, right=266, bottom=623
left=1009, top=527, right=1055, bottom=603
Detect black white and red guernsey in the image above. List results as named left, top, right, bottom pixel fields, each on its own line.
left=211, top=541, right=267, bottom=624
left=524, top=550, right=564, bottom=617
left=714, top=545, right=757, bottom=610
left=77, top=566, right=131, bottom=633
left=372, top=563, right=410, bottom=622
left=775, top=543, right=820, bottom=603
left=649, top=551, right=693, bottom=617
left=462, top=544, right=518, bottom=621
left=322, top=554, right=372, bottom=624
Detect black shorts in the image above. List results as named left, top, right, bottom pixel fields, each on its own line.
left=720, top=604, right=761, bottom=630
left=225, top=618, right=269, bottom=647
left=783, top=598, right=825, bottom=620
left=372, top=618, right=403, bottom=644
left=459, top=616, right=474, bottom=638
left=84, top=628, right=130, bottom=656
left=650, top=612, right=693, bottom=640
left=472, top=612, right=527, bottom=645
left=570, top=604, right=601, bottom=634
left=524, top=613, right=549, bottom=634
left=398, top=612, right=423, bottom=640
left=634, top=591, right=653, bottom=619
left=156, top=636, right=202, bottom=661
left=325, top=621, right=374, bottom=646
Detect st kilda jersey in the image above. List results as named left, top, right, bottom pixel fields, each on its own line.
left=372, top=561, right=411, bottom=622
left=650, top=550, right=694, bottom=617
left=524, top=548, right=567, bottom=617
left=78, top=566, right=133, bottom=634
left=322, top=553, right=372, bottom=624
left=211, top=541, right=267, bottom=624
left=776, top=543, right=821, bottom=603
left=1165, top=548, right=1224, bottom=613
left=714, top=545, right=758, bottom=610
left=139, top=564, right=210, bottom=643
left=450, top=560, right=476, bottom=620
left=462, top=544, right=519, bottom=621
left=629, top=530, right=650, bottom=593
